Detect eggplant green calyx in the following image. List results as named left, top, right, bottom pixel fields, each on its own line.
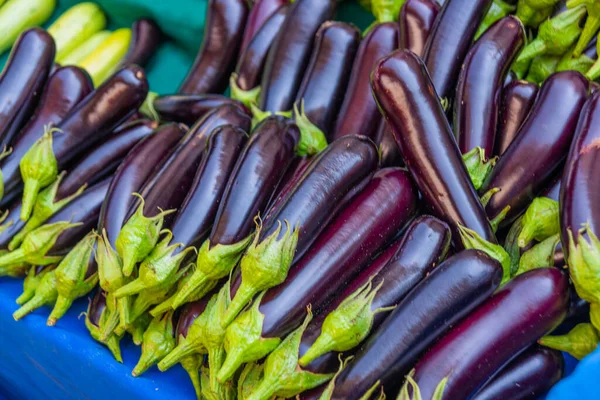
left=181, top=355, right=203, bottom=400
left=201, top=366, right=236, bottom=400
left=517, top=233, right=561, bottom=275
left=518, top=197, right=560, bottom=247
left=244, top=308, right=334, bottom=400
left=230, top=74, right=261, bottom=109
left=475, top=0, right=517, bottom=40
left=250, top=103, right=293, bottom=129
left=222, top=220, right=299, bottom=328
left=516, top=0, right=561, bottom=28
left=462, top=147, right=497, bottom=191
left=10, top=171, right=87, bottom=250
left=459, top=224, right=511, bottom=283
left=0, top=210, right=13, bottom=236
left=567, top=225, right=600, bottom=304
left=48, top=232, right=98, bottom=326
left=359, top=381, right=384, bottom=400
left=121, top=283, right=175, bottom=333
left=16, top=265, right=54, bottom=306
left=590, top=302, right=600, bottom=332
left=218, top=292, right=281, bottom=383
left=526, top=55, right=560, bottom=85
left=397, top=369, right=448, bottom=400
left=85, top=305, right=123, bottom=363
left=557, top=47, right=595, bottom=74
left=0, top=220, right=82, bottom=268
left=132, top=311, right=176, bottom=377
left=238, top=362, right=265, bottom=400
left=318, top=354, right=354, bottom=400
left=157, top=314, right=207, bottom=372
left=0, top=145, right=13, bottom=200
left=371, top=0, right=405, bottom=23
left=140, top=91, right=160, bottom=121
left=171, top=234, right=253, bottom=310
left=539, top=322, right=600, bottom=360
left=13, top=269, right=58, bottom=321
left=299, top=278, right=394, bottom=367
left=19, top=126, right=61, bottom=221
left=116, top=193, right=176, bottom=277
left=567, top=0, right=600, bottom=57
left=504, top=216, right=524, bottom=277
left=586, top=33, right=600, bottom=80
left=0, top=263, right=28, bottom=278
left=294, top=100, right=328, bottom=157
left=128, top=312, right=152, bottom=346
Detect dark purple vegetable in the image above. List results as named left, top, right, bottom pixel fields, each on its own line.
left=412, top=268, right=569, bottom=399
left=454, top=17, right=525, bottom=158
left=331, top=250, right=502, bottom=399
left=332, top=22, right=400, bottom=142
left=399, top=0, right=440, bottom=57
left=481, top=71, right=589, bottom=228
left=85, top=289, right=123, bottom=362
left=178, top=0, right=249, bottom=95
left=375, top=123, right=403, bottom=167
left=240, top=0, right=289, bottom=54
left=0, top=28, right=55, bottom=149
left=494, top=80, right=539, bottom=156
left=259, top=0, right=337, bottom=113
left=120, top=18, right=162, bottom=67
left=542, top=174, right=562, bottom=202
left=269, top=155, right=313, bottom=209
left=153, top=94, right=245, bottom=125
left=423, top=0, right=493, bottom=102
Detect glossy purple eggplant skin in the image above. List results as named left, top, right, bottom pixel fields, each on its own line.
left=178, top=0, right=248, bottom=95
left=332, top=23, right=400, bottom=142
left=300, top=215, right=451, bottom=374
left=259, top=0, right=337, bottom=112
left=269, top=155, right=312, bottom=209
left=412, top=268, right=569, bottom=400
left=153, top=95, right=245, bottom=126
left=375, top=123, right=403, bottom=167
left=472, top=346, right=564, bottom=400
left=371, top=50, right=496, bottom=246
left=423, top=0, right=493, bottom=102
left=240, top=0, right=288, bottom=54
left=454, top=17, right=525, bottom=158
left=294, top=22, right=361, bottom=138
left=259, top=135, right=380, bottom=263
left=494, top=80, right=539, bottom=156
left=120, top=18, right=162, bottom=67
left=88, top=289, right=108, bottom=327
left=0, top=28, right=55, bottom=149
left=481, top=71, right=589, bottom=227
left=560, top=91, right=600, bottom=253
left=235, top=5, right=289, bottom=92
left=399, top=0, right=440, bottom=57
left=175, top=298, right=212, bottom=340
left=258, top=168, right=418, bottom=340
left=331, top=250, right=502, bottom=399
left=170, top=125, right=248, bottom=249
left=0, top=66, right=93, bottom=204
left=208, top=116, right=299, bottom=246
left=542, top=174, right=562, bottom=202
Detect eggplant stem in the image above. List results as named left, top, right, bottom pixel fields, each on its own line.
left=13, top=294, right=47, bottom=321
left=113, top=277, right=146, bottom=298
left=47, top=295, right=73, bottom=326
left=157, top=341, right=195, bottom=372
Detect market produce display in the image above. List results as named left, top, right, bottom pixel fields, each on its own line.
left=1, top=0, right=600, bottom=399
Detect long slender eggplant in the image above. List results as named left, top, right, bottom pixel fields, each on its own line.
left=170, top=117, right=299, bottom=309
left=454, top=17, right=525, bottom=159
left=119, top=18, right=162, bottom=67
left=258, top=0, right=337, bottom=113
left=299, top=216, right=451, bottom=372
left=178, top=0, right=249, bottom=95
left=399, top=0, right=440, bottom=57
left=240, top=0, right=288, bottom=54
left=85, top=289, right=123, bottom=362
left=331, top=250, right=502, bottom=399
left=332, top=22, right=400, bottom=142
left=494, top=80, right=539, bottom=156
left=154, top=95, right=245, bottom=125
left=19, top=65, right=149, bottom=221
left=411, top=268, right=569, bottom=399
left=0, top=28, right=55, bottom=150
left=481, top=71, right=589, bottom=228
left=217, top=168, right=417, bottom=384
left=472, top=346, right=564, bottom=400
left=475, top=0, right=518, bottom=39
left=422, top=0, right=493, bottom=102
left=375, top=123, right=403, bottom=167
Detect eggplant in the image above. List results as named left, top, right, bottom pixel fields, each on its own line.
left=119, top=18, right=162, bottom=67
left=153, top=94, right=245, bottom=125
left=399, top=0, right=441, bottom=57
left=85, top=289, right=123, bottom=362
left=481, top=71, right=589, bottom=228
left=411, top=268, right=569, bottom=399
left=0, top=28, right=55, bottom=150
left=454, top=17, right=525, bottom=159
left=240, top=0, right=288, bottom=54
left=170, top=116, right=299, bottom=309
left=422, top=0, right=493, bottom=102
left=19, top=65, right=149, bottom=221
left=475, top=0, right=518, bottom=40
left=332, top=22, right=400, bottom=142
left=258, top=0, right=337, bottom=113
left=298, top=215, right=451, bottom=372
left=331, top=250, right=502, bottom=399
left=132, top=311, right=176, bottom=377
left=375, top=123, right=403, bottom=167
left=178, top=0, right=249, bottom=95
left=217, top=167, right=417, bottom=385
left=494, top=80, right=539, bottom=156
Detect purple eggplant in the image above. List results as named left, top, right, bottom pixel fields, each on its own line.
left=258, top=0, right=337, bottom=113
left=399, top=0, right=440, bottom=57
left=422, top=0, right=493, bottom=102
left=85, top=289, right=123, bottom=362
left=178, top=0, right=249, bottom=95
left=481, top=71, right=589, bottom=228
left=494, top=80, right=539, bottom=156
left=332, top=22, right=400, bottom=142
left=217, top=168, right=417, bottom=386
left=411, top=268, right=569, bottom=399
left=119, top=18, right=162, bottom=67
left=454, top=17, right=525, bottom=159
left=0, top=28, right=55, bottom=150
left=240, top=0, right=288, bottom=54
left=153, top=94, right=245, bottom=125
left=331, top=250, right=502, bottom=399
left=472, top=346, right=564, bottom=400
left=375, top=123, right=403, bottom=167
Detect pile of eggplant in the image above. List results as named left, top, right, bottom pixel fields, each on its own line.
left=2, top=0, right=600, bottom=398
